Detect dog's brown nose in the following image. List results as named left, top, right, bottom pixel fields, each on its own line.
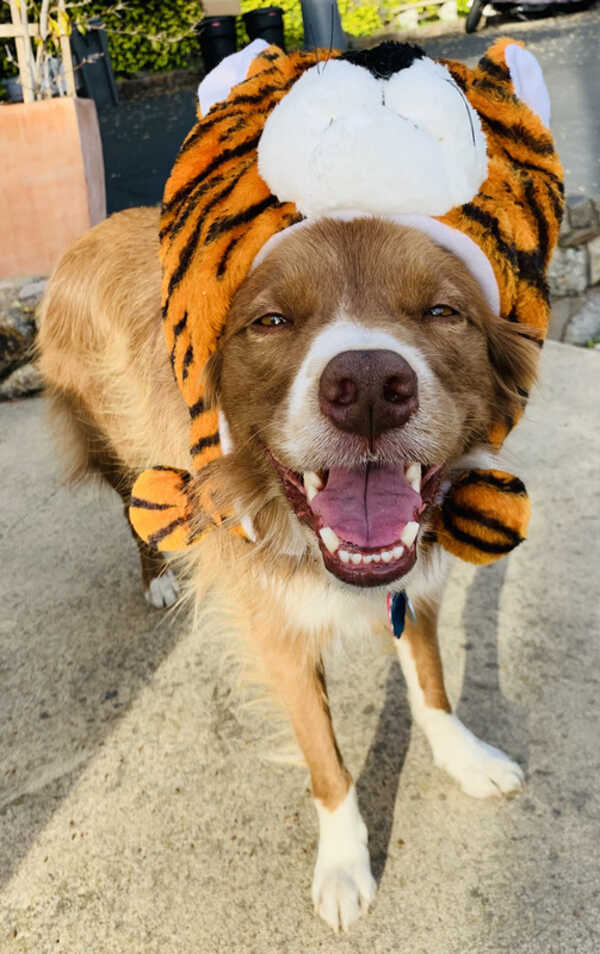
left=319, top=349, right=418, bottom=439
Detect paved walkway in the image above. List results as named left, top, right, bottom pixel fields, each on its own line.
left=1, top=341, right=599, bottom=952
left=97, top=6, right=600, bottom=215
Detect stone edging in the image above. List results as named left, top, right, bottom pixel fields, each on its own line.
left=548, top=195, right=600, bottom=346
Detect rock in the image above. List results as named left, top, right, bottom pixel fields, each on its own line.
left=19, top=278, right=47, bottom=300
left=567, top=195, right=596, bottom=231
left=0, top=362, right=44, bottom=400
left=564, top=289, right=600, bottom=346
left=0, top=324, right=31, bottom=378
left=0, top=274, right=46, bottom=392
left=548, top=296, right=583, bottom=342
left=547, top=246, right=588, bottom=297
left=588, top=234, right=600, bottom=286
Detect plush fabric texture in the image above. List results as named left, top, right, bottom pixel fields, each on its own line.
left=129, top=38, right=563, bottom=565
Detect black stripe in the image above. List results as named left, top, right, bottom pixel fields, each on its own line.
left=205, top=194, right=280, bottom=245
left=462, top=202, right=549, bottom=298
left=475, top=76, right=512, bottom=100
left=217, top=234, right=241, bottom=278
left=191, top=432, right=220, bottom=456
left=544, top=178, right=564, bottom=225
left=523, top=177, right=549, bottom=261
left=166, top=168, right=253, bottom=300
left=512, top=155, right=563, bottom=190
left=478, top=54, right=510, bottom=82
left=479, top=112, right=555, bottom=156
left=516, top=249, right=549, bottom=299
left=181, top=343, right=194, bottom=381
left=461, top=203, right=518, bottom=264
left=173, top=311, right=188, bottom=337
left=218, top=114, right=249, bottom=142
left=445, top=501, right=523, bottom=544
left=160, top=172, right=226, bottom=242
left=166, top=213, right=204, bottom=302
left=189, top=397, right=205, bottom=418
left=148, top=516, right=187, bottom=549
left=454, top=471, right=527, bottom=495
left=162, top=133, right=262, bottom=218
left=178, top=108, right=248, bottom=156
left=169, top=311, right=187, bottom=367
left=442, top=519, right=521, bottom=555
left=130, top=496, right=173, bottom=511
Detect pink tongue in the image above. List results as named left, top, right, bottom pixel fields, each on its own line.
left=310, top=465, right=421, bottom=548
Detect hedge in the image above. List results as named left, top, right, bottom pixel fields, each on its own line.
left=2, top=0, right=466, bottom=81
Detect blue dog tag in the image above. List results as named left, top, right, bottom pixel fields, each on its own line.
left=387, top=591, right=416, bottom=639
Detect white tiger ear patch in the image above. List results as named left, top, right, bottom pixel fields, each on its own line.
left=257, top=57, right=488, bottom=219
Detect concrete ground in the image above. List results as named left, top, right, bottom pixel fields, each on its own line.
left=1, top=339, right=599, bottom=953
left=97, top=5, right=600, bottom=214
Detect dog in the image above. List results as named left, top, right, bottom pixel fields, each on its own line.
left=38, top=204, right=539, bottom=931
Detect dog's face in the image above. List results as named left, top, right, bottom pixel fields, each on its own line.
left=205, top=218, right=535, bottom=588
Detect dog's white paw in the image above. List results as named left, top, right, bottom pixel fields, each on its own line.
left=144, top=570, right=179, bottom=609
left=312, top=785, right=376, bottom=932
left=428, top=713, right=524, bottom=798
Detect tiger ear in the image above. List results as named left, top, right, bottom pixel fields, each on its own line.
left=503, top=43, right=550, bottom=127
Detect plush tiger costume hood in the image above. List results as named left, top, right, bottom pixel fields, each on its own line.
left=130, top=37, right=563, bottom=567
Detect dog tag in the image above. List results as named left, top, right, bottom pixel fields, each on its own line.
left=387, top=591, right=416, bottom=639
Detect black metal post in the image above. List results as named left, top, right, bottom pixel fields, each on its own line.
left=300, top=0, right=346, bottom=51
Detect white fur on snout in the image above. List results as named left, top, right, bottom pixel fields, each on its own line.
left=283, top=319, right=443, bottom=462
left=312, top=785, right=376, bottom=932
left=145, top=570, right=179, bottom=609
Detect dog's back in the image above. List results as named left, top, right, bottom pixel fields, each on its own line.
left=38, top=206, right=190, bottom=484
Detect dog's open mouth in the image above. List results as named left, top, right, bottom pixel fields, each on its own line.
left=270, top=455, right=443, bottom=587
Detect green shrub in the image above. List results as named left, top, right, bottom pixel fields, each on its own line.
left=71, top=0, right=205, bottom=77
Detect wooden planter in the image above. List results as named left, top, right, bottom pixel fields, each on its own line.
left=0, top=96, right=106, bottom=278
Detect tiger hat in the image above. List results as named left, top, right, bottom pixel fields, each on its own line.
left=130, top=37, right=563, bottom=567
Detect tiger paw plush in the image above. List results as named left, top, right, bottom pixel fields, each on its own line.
left=129, top=36, right=562, bottom=568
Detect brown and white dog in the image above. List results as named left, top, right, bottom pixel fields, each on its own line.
left=39, top=206, right=537, bottom=932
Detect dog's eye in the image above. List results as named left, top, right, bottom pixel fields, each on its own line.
left=253, top=313, right=289, bottom=329
left=425, top=304, right=459, bottom=318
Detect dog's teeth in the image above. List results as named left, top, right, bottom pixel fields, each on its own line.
left=350, top=553, right=362, bottom=565
left=406, top=462, right=421, bottom=493
left=401, top=521, right=420, bottom=547
left=319, top=526, right=340, bottom=554
left=392, top=545, right=405, bottom=559
left=364, top=554, right=375, bottom=564
left=303, top=470, right=323, bottom=502
left=371, top=553, right=381, bottom=563
left=339, top=550, right=350, bottom=563
left=381, top=550, right=393, bottom=563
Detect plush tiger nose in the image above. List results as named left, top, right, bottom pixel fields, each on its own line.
left=319, top=349, right=418, bottom=438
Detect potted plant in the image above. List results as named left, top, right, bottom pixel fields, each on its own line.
left=0, top=0, right=106, bottom=279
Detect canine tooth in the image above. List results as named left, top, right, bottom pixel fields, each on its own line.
left=381, top=550, right=393, bottom=563
left=303, top=470, right=323, bottom=502
left=392, top=545, right=405, bottom=559
left=319, top=526, right=340, bottom=554
left=351, top=553, right=362, bottom=565
left=406, top=462, right=422, bottom=493
left=401, top=521, right=420, bottom=547
left=339, top=550, right=350, bottom=563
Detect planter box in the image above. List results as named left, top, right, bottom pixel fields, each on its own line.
left=0, top=97, right=105, bottom=278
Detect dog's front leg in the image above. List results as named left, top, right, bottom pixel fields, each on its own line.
left=256, top=633, right=376, bottom=932
left=397, top=600, right=524, bottom=798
